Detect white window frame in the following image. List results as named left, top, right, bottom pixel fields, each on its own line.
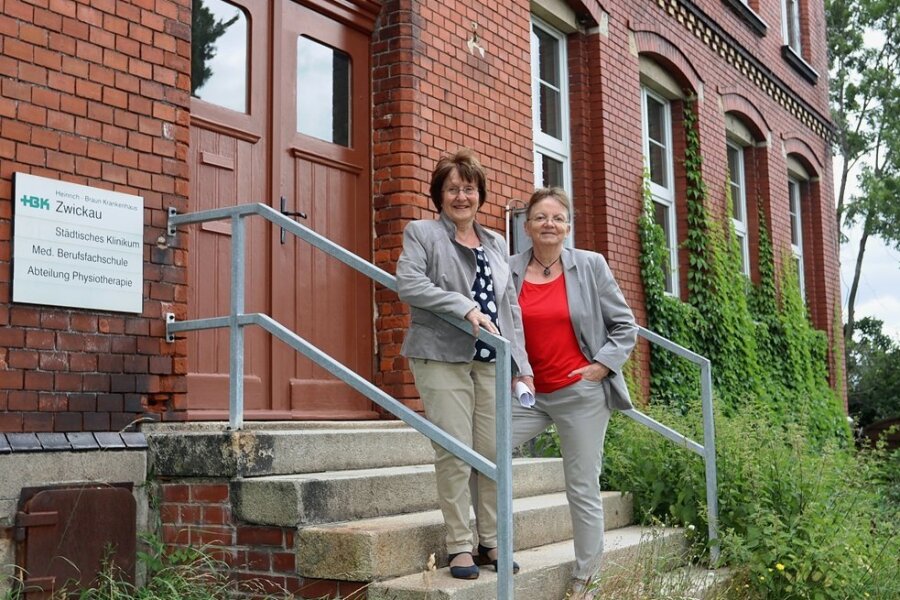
left=782, top=0, right=802, bottom=53
left=726, top=141, right=750, bottom=276
left=524, top=16, right=572, bottom=252
left=788, top=176, right=805, bottom=300
left=641, top=86, right=678, bottom=296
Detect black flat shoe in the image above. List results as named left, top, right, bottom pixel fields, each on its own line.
left=475, top=543, right=520, bottom=574
left=447, top=551, right=480, bottom=580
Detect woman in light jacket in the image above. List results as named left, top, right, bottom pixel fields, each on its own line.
left=510, top=187, right=637, bottom=599
left=397, top=148, right=533, bottom=579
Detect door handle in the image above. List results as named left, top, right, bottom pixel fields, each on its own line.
left=280, top=196, right=308, bottom=244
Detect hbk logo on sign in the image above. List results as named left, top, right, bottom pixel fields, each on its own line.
left=20, top=195, right=50, bottom=210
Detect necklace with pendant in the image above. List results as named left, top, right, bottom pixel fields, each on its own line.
left=531, top=253, right=560, bottom=277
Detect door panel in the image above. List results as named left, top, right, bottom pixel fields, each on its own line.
left=186, top=0, right=375, bottom=419
left=188, top=117, right=270, bottom=411
left=273, top=1, right=375, bottom=418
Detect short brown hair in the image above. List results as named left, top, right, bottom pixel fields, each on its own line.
left=526, top=187, right=571, bottom=219
left=429, top=148, right=488, bottom=211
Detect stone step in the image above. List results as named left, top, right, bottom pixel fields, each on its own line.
left=145, top=421, right=434, bottom=477
left=297, top=491, right=634, bottom=581
left=233, top=457, right=566, bottom=526
left=367, top=526, right=687, bottom=600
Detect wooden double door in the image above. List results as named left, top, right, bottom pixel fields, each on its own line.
left=186, top=0, right=377, bottom=419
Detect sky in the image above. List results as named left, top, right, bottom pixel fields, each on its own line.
left=837, top=160, right=900, bottom=342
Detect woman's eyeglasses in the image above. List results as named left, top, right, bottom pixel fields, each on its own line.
left=529, top=214, right=569, bottom=225
left=443, top=186, right=478, bottom=197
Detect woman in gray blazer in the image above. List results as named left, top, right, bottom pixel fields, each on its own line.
left=396, top=149, right=533, bottom=579
left=510, top=187, right=637, bottom=599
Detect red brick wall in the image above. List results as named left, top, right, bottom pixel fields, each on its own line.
left=372, top=0, right=844, bottom=400
left=372, top=0, right=536, bottom=409
left=0, top=0, right=190, bottom=431
left=158, top=481, right=367, bottom=599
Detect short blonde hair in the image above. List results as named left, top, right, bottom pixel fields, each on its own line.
left=526, top=187, right=571, bottom=219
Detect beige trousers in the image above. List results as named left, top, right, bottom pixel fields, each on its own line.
left=410, top=358, right=498, bottom=554
left=512, top=378, right=612, bottom=580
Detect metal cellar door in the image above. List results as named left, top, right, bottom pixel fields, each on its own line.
left=16, top=484, right=136, bottom=598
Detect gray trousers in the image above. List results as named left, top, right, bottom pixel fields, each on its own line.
left=512, top=378, right=612, bottom=580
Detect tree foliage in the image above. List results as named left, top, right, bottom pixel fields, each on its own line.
left=826, top=0, right=900, bottom=341
left=191, top=0, right=239, bottom=95
left=846, top=316, right=900, bottom=427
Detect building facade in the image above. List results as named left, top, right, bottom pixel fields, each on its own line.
left=0, top=0, right=842, bottom=422
left=0, top=0, right=843, bottom=594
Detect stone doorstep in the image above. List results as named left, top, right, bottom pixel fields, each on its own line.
left=297, top=491, right=634, bottom=581
left=366, top=526, right=689, bottom=600
left=146, top=427, right=435, bottom=477
left=143, top=421, right=417, bottom=433
left=232, top=457, right=566, bottom=526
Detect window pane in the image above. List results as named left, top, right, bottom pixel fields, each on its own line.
left=786, top=0, right=801, bottom=50
left=192, top=0, right=248, bottom=113
left=540, top=85, right=562, bottom=138
left=788, top=180, right=801, bottom=246
left=297, top=36, right=350, bottom=146
left=727, top=146, right=744, bottom=221
left=648, top=141, right=666, bottom=187
left=541, top=154, right=564, bottom=188
left=646, top=96, right=665, bottom=144
left=737, top=231, right=748, bottom=273
left=645, top=95, right=668, bottom=187
left=536, top=28, right=560, bottom=87
left=653, top=201, right=674, bottom=292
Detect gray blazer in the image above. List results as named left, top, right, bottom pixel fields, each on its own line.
left=397, top=213, right=532, bottom=377
left=510, top=248, right=637, bottom=410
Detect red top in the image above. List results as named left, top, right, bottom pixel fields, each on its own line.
left=519, top=276, right=590, bottom=393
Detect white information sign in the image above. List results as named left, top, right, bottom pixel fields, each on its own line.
left=12, top=173, right=144, bottom=313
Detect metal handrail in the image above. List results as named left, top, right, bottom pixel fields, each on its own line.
left=165, top=202, right=721, bottom=588
left=165, top=203, right=517, bottom=598
left=623, top=325, right=719, bottom=563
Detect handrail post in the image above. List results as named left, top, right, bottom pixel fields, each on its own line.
left=700, top=358, right=719, bottom=563
left=494, top=339, right=514, bottom=599
left=229, top=214, right=245, bottom=430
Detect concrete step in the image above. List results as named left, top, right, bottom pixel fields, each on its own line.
left=233, top=457, right=566, bottom=526
left=297, top=491, right=633, bottom=581
left=367, top=526, right=687, bottom=600
left=145, top=421, right=434, bottom=477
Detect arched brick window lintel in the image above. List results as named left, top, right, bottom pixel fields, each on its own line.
left=632, top=29, right=702, bottom=96
left=782, top=136, right=823, bottom=175
left=720, top=93, right=770, bottom=142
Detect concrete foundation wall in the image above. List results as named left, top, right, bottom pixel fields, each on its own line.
left=0, top=450, right=148, bottom=592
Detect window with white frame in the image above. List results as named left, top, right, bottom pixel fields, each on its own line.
left=518, top=16, right=572, bottom=253
left=642, top=86, right=678, bottom=295
left=727, top=141, right=750, bottom=276
left=788, top=177, right=805, bottom=300
left=782, top=0, right=802, bottom=53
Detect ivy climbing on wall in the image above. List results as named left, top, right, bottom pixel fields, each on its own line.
left=639, top=101, right=849, bottom=444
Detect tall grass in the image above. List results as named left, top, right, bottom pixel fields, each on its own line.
left=599, top=400, right=900, bottom=600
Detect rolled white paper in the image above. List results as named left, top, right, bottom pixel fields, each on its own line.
left=514, top=381, right=535, bottom=408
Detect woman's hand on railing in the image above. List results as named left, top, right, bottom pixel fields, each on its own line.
left=465, top=308, right=499, bottom=337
